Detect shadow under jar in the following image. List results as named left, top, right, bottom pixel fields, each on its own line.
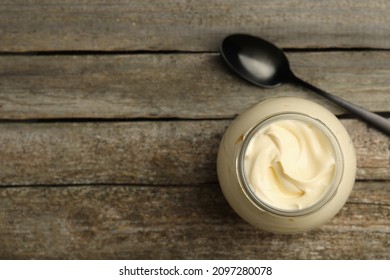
left=217, top=97, right=356, bottom=233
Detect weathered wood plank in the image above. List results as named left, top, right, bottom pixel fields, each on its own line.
left=0, top=182, right=388, bottom=259
left=1, top=52, right=390, bottom=120
left=0, top=119, right=388, bottom=186
left=1, top=0, right=390, bottom=51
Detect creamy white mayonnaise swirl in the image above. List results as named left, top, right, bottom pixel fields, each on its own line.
left=243, top=118, right=336, bottom=210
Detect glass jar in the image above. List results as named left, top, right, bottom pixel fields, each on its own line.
left=217, top=97, right=356, bottom=233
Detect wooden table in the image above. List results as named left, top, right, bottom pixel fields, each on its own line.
left=0, top=0, right=389, bottom=259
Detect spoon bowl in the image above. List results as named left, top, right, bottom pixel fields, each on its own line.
left=220, top=33, right=390, bottom=136
left=221, top=34, right=292, bottom=87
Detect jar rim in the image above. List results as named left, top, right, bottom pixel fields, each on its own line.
left=236, top=112, right=344, bottom=217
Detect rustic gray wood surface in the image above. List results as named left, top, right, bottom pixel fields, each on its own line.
left=1, top=0, right=390, bottom=51
left=1, top=52, right=390, bottom=120
left=0, top=182, right=388, bottom=259
left=0, top=0, right=389, bottom=259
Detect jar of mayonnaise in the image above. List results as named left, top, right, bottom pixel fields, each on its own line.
left=217, top=97, right=356, bottom=233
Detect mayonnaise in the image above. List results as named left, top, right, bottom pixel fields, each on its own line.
left=243, top=118, right=336, bottom=211
left=217, top=97, right=356, bottom=233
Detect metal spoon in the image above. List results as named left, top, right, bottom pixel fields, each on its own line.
left=220, top=33, right=390, bottom=136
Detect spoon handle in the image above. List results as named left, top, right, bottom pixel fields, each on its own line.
left=292, top=76, right=390, bottom=136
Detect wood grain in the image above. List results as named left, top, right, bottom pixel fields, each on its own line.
left=1, top=0, right=390, bottom=51
left=1, top=52, right=390, bottom=120
left=1, top=0, right=388, bottom=262
left=0, top=119, right=388, bottom=186
left=0, top=181, right=388, bottom=259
